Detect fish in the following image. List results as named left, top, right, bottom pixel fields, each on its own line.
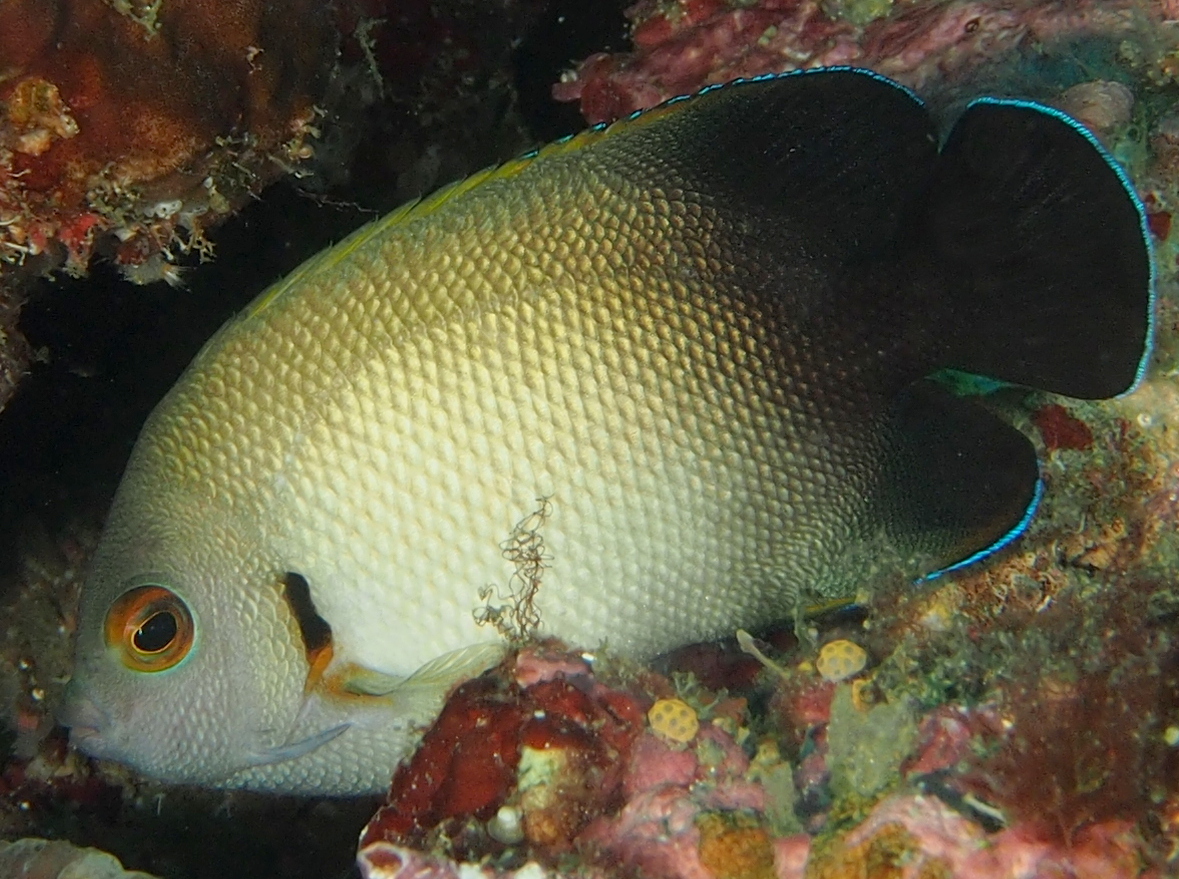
left=59, top=68, right=1153, bottom=795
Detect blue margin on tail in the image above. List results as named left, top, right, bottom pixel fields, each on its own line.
left=915, top=474, right=1045, bottom=584
left=917, top=96, right=1154, bottom=583
left=965, top=96, right=1157, bottom=397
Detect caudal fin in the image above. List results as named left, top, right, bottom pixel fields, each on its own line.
left=916, top=99, right=1153, bottom=398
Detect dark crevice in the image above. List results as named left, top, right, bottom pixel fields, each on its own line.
left=0, top=184, right=371, bottom=585
left=512, top=0, right=630, bottom=141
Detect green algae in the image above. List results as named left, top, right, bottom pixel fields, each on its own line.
left=820, top=0, right=892, bottom=27
left=826, top=684, right=918, bottom=803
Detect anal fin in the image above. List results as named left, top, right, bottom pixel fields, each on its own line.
left=882, top=381, right=1040, bottom=581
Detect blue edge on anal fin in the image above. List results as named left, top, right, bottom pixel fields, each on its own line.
left=916, top=477, right=1045, bottom=584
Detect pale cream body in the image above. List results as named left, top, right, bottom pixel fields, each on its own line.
left=174, top=158, right=846, bottom=672
left=67, top=108, right=883, bottom=794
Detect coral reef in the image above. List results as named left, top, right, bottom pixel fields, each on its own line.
left=806, top=795, right=1148, bottom=879
left=357, top=629, right=1172, bottom=879
left=0, top=0, right=336, bottom=414
left=825, top=685, right=917, bottom=806
left=358, top=643, right=811, bottom=879
left=0, top=0, right=538, bottom=415
left=0, top=837, right=160, bottom=879
left=553, top=0, right=1179, bottom=123
left=0, top=0, right=335, bottom=285
left=954, top=587, right=1179, bottom=850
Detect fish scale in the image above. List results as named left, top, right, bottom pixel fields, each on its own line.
left=298, top=165, right=827, bottom=644
left=285, top=258, right=813, bottom=667
left=61, top=69, right=1152, bottom=793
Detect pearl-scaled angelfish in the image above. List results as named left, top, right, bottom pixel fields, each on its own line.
left=60, top=69, right=1153, bottom=795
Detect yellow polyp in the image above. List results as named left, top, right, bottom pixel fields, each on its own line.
left=816, top=638, right=868, bottom=683
left=648, top=697, right=700, bottom=743
left=850, top=678, right=872, bottom=712
left=697, top=812, right=777, bottom=879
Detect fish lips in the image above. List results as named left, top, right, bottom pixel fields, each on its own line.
left=57, top=684, right=116, bottom=759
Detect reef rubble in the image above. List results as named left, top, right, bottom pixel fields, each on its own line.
left=356, top=638, right=1174, bottom=879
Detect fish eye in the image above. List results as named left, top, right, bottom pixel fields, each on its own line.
left=133, top=610, right=178, bottom=653
left=105, top=584, right=194, bottom=672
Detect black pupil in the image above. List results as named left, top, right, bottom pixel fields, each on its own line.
left=134, top=611, right=178, bottom=653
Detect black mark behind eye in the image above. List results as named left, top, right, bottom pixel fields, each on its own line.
left=282, top=572, right=332, bottom=659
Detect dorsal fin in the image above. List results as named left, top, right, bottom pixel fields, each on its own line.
left=247, top=68, right=938, bottom=319
left=590, top=68, right=938, bottom=266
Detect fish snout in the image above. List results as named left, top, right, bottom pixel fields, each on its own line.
left=57, top=683, right=112, bottom=754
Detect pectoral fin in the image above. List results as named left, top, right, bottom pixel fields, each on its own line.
left=314, top=642, right=507, bottom=700
left=399, top=642, right=506, bottom=691
left=246, top=722, right=350, bottom=767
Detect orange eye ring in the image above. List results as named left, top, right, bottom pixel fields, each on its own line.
left=105, top=585, right=194, bottom=672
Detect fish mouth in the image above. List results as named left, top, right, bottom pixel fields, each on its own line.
left=57, top=687, right=112, bottom=755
